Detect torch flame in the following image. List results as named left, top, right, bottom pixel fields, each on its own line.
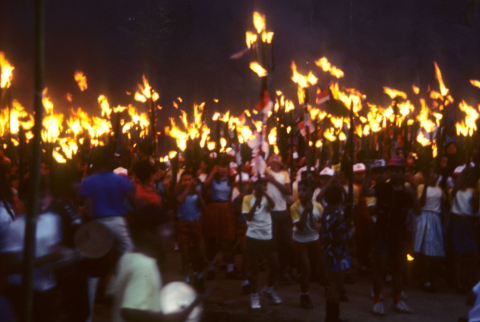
left=250, top=62, right=267, bottom=77
left=98, top=95, right=112, bottom=119
left=383, top=87, right=407, bottom=100
left=417, top=131, right=431, bottom=147
left=74, top=71, right=88, bottom=91
left=314, top=57, right=344, bottom=78
left=456, top=100, right=479, bottom=137
left=245, top=32, right=257, bottom=49
left=470, top=80, right=480, bottom=89
left=291, top=61, right=317, bottom=88
left=412, top=85, right=420, bottom=94
left=0, top=52, right=14, bottom=89
left=434, top=62, right=449, bottom=97
left=253, top=12, right=266, bottom=34
left=261, top=32, right=274, bottom=43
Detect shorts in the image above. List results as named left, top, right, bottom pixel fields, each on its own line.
left=245, top=237, right=274, bottom=258
left=374, top=240, right=407, bottom=256
left=294, top=239, right=322, bottom=255
left=177, top=219, right=203, bottom=247
left=330, top=258, right=351, bottom=272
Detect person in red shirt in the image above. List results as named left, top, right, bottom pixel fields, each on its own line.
left=133, top=160, right=161, bottom=207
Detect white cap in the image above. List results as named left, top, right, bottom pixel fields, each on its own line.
left=353, top=163, right=366, bottom=173
left=226, top=149, right=236, bottom=157
left=113, top=167, right=128, bottom=176
left=319, top=167, right=334, bottom=177
left=372, top=159, right=386, bottom=169
left=209, top=152, right=217, bottom=159
left=453, top=165, right=465, bottom=175
left=293, top=152, right=299, bottom=159
left=235, top=172, right=250, bottom=183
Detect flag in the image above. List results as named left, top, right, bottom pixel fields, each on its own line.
left=255, top=90, right=273, bottom=112
left=297, top=119, right=314, bottom=138
left=316, top=88, right=330, bottom=105
left=255, top=90, right=274, bottom=123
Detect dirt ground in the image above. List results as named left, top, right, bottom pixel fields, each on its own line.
left=93, top=250, right=470, bottom=322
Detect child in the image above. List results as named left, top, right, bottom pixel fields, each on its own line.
left=290, top=180, right=324, bottom=309
left=242, top=176, right=282, bottom=309
left=176, top=171, right=206, bottom=292
left=415, top=167, right=445, bottom=292
left=203, top=161, right=237, bottom=280
left=320, top=184, right=352, bottom=322
left=108, top=204, right=198, bottom=322
left=232, top=172, right=252, bottom=295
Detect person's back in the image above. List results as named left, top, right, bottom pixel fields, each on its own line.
left=80, top=171, right=135, bottom=217
left=108, top=252, right=162, bottom=322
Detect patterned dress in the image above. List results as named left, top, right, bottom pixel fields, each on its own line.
left=320, top=206, right=352, bottom=272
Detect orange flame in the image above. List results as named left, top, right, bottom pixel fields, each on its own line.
left=250, top=62, right=267, bottom=77
left=412, top=85, right=420, bottom=94
left=0, top=52, right=14, bottom=89
left=456, top=100, right=479, bottom=137
left=470, top=80, right=480, bottom=89
left=434, top=62, right=449, bottom=97
left=315, top=57, right=344, bottom=78
left=245, top=32, right=257, bottom=48
left=253, top=12, right=266, bottom=34
left=98, top=95, right=112, bottom=119
left=74, top=71, right=88, bottom=91
left=383, top=87, right=407, bottom=100
left=261, top=32, right=274, bottom=43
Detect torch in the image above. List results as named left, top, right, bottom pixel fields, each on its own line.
left=291, top=61, right=318, bottom=193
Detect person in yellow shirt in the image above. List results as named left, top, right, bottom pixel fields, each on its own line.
left=290, top=180, right=324, bottom=309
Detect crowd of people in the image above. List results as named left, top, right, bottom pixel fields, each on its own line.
left=0, top=139, right=479, bottom=322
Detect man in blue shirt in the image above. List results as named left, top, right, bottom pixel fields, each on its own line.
left=79, top=146, right=136, bottom=322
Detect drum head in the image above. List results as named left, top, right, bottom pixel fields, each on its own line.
left=159, top=282, right=203, bottom=322
left=74, top=220, right=114, bottom=259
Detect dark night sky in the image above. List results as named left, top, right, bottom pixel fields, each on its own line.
left=1, top=0, right=480, bottom=125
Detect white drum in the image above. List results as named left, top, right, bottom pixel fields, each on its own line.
left=158, top=282, right=203, bottom=322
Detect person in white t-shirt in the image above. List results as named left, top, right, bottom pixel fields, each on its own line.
left=265, top=154, right=294, bottom=280
left=108, top=204, right=199, bottom=322
left=290, top=180, right=324, bottom=309
left=0, top=175, right=67, bottom=321
left=242, top=176, right=282, bottom=309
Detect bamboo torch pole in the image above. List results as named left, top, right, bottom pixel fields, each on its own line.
left=347, top=101, right=354, bottom=222
left=23, top=0, right=44, bottom=321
